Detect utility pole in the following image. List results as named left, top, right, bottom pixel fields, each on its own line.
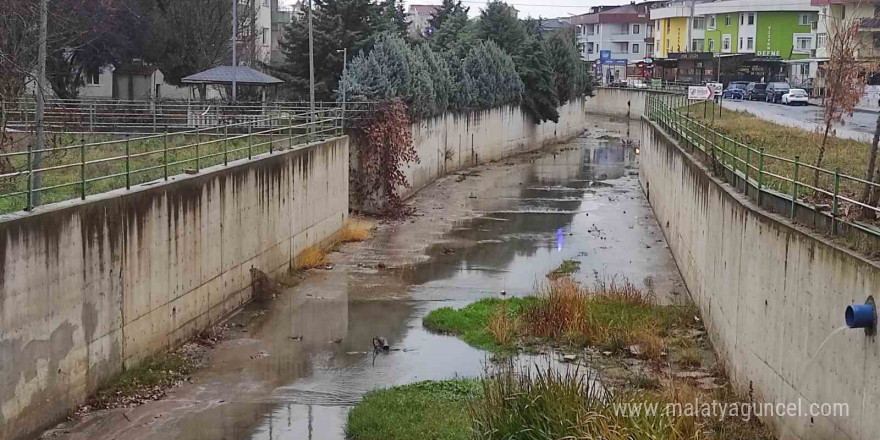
left=337, top=48, right=347, bottom=130
left=33, top=0, right=47, bottom=209
left=232, top=0, right=238, bottom=102
left=308, top=0, right=316, bottom=124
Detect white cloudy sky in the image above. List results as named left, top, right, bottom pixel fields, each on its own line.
left=280, top=0, right=628, bottom=20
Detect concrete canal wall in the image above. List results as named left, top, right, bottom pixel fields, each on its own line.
left=640, top=119, right=880, bottom=440
left=0, top=137, right=349, bottom=440
left=400, top=97, right=591, bottom=198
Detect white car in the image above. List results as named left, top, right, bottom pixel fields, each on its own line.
left=627, top=80, right=648, bottom=89
left=782, top=89, right=809, bottom=106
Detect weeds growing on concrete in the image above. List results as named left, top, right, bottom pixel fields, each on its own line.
left=86, top=344, right=205, bottom=410
left=294, top=245, right=328, bottom=270
left=340, top=218, right=374, bottom=243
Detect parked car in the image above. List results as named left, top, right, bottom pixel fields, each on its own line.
left=745, top=82, right=767, bottom=101
left=722, top=81, right=749, bottom=100
left=627, top=79, right=648, bottom=89
left=765, top=82, right=791, bottom=103
left=781, top=88, right=809, bottom=106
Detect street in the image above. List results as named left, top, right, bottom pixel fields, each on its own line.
left=720, top=99, right=877, bottom=142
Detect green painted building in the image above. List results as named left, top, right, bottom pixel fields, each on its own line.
left=694, top=1, right=818, bottom=61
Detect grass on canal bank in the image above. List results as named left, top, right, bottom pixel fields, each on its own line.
left=346, top=366, right=774, bottom=440
left=684, top=101, right=871, bottom=197
left=423, top=278, right=694, bottom=361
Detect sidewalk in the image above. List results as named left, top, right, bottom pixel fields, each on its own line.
left=808, top=97, right=880, bottom=114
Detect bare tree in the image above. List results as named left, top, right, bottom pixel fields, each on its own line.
left=815, top=20, right=865, bottom=193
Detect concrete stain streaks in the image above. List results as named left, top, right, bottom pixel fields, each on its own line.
left=0, top=137, right=349, bottom=440
left=0, top=321, right=76, bottom=440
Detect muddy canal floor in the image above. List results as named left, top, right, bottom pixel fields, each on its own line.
left=42, top=118, right=687, bottom=440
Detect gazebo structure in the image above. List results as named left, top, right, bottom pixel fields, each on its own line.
left=181, top=66, right=284, bottom=101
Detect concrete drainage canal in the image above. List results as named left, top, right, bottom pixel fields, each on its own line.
left=43, top=118, right=745, bottom=440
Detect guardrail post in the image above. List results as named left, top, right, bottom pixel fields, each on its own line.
left=289, top=118, right=293, bottom=149
left=196, top=126, right=201, bottom=172
left=757, top=148, right=765, bottom=206
left=224, top=124, right=229, bottom=166
left=125, top=135, right=131, bottom=190
left=159, top=127, right=167, bottom=181
left=80, top=137, right=86, bottom=200
left=247, top=124, right=252, bottom=159
left=270, top=118, right=275, bottom=154
left=26, top=142, right=33, bottom=211
left=745, top=142, right=751, bottom=186
left=791, top=156, right=800, bottom=219
left=832, top=167, right=840, bottom=235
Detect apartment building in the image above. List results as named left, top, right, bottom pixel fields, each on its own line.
left=651, top=0, right=819, bottom=84
left=573, top=2, right=665, bottom=83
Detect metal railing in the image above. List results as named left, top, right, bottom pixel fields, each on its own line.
left=2, top=98, right=373, bottom=134
left=0, top=107, right=344, bottom=214
left=645, top=93, right=880, bottom=240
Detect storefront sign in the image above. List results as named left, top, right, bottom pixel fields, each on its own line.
left=756, top=50, right=781, bottom=57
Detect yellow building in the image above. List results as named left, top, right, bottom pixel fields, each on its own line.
left=651, top=1, right=703, bottom=58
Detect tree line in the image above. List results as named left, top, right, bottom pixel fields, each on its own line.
left=277, top=0, right=593, bottom=123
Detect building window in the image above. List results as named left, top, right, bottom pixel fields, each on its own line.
left=722, top=34, right=731, bottom=52
left=747, top=37, right=754, bottom=50
left=796, top=36, right=812, bottom=51
left=85, top=67, right=100, bottom=86
left=666, top=20, right=670, bottom=32
left=666, top=39, right=670, bottom=51
left=693, top=17, right=705, bottom=29
left=748, top=13, right=755, bottom=25
left=799, top=13, right=812, bottom=25
left=632, top=24, right=640, bottom=34
left=262, top=27, right=268, bottom=45
left=646, top=42, right=654, bottom=55
left=647, top=23, right=654, bottom=38
left=587, top=42, right=594, bottom=53
left=708, top=15, right=716, bottom=30
left=817, top=33, right=827, bottom=48
left=692, top=39, right=704, bottom=51
left=632, top=43, right=640, bottom=53
left=799, top=64, right=809, bottom=76
left=739, top=37, right=743, bottom=50
left=708, top=39, right=715, bottom=51
left=740, top=13, right=744, bottom=25
left=725, top=14, right=731, bottom=26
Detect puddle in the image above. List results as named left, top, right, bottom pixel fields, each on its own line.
left=50, top=120, right=685, bottom=440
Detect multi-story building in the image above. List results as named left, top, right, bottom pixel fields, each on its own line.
left=407, top=5, right=439, bottom=38
left=811, top=0, right=880, bottom=105
left=573, top=2, right=664, bottom=83
left=651, top=0, right=819, bottom=84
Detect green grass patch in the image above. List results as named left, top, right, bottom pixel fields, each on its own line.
left=547, top=259, right=581, bottom=279
left=346, top=379, right=481, bottom=440
left=684, top=101, right=871, bottom=197
left=422, top=298, right=535, bottom=351
left=424, top=280, right=695, bottom=361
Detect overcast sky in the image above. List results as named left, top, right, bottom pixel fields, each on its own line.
left=280, top=0, right=629, bottom=21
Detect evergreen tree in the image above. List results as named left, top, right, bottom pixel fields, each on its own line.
left=548, top=28, right=582, bottom=105
left=474, top=1, right=527, bottom=56
left=428, top=0, right=469, bottom=33
left=459, top=40, right=522, bottom=108
left=429, top=12, right=476, bottom=58
left=517, top=37, right=558, bottom=123
left=371, top=0, right=409, bottom=39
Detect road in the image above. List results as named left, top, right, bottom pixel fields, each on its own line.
left=721, top=99, right=877, bottom=142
